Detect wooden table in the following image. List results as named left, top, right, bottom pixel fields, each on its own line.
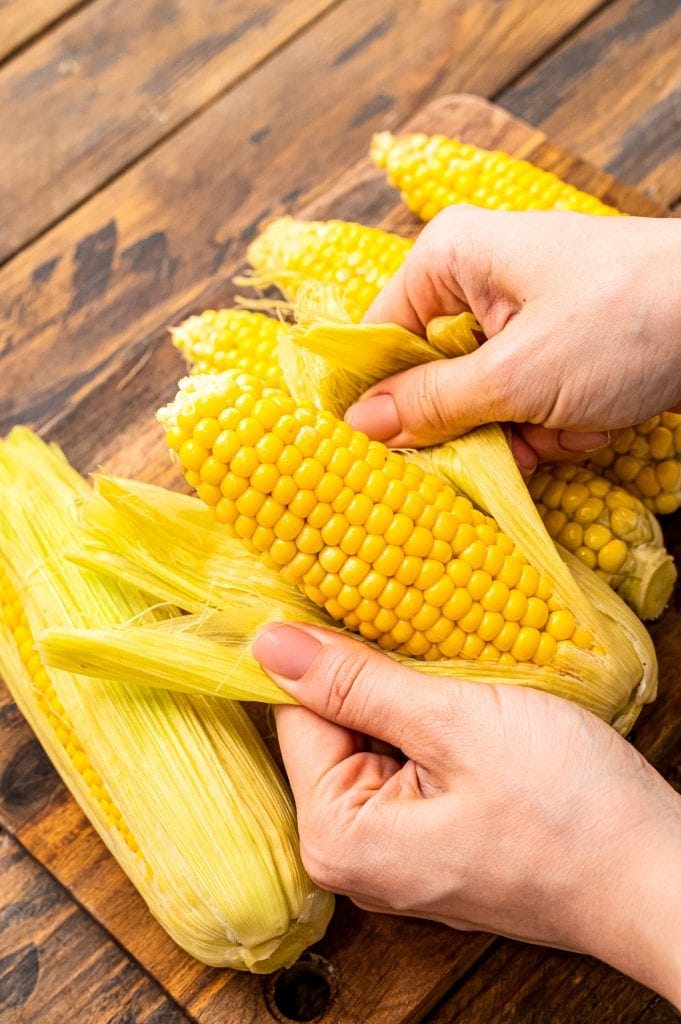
left=1, top=2, right=680, bottom=1022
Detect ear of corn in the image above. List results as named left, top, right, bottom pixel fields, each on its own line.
left=285, top=310, right=672, bottom=617
left=370, top=131, right=622, bottom=220
left=528, top=463, right=675, bottom=619
left=0, top=427, right=333, bottom=971
left=587, top=413, right=681, bottom=515
left=162, top=295, right=676, bottom=624
left=243, top=216, right=413, bottom=322
left=365, top=134, right=681, bottom=515
left=157, top=366, right=657, bottom=732
left=171, top=308, right=291, bottom=385
left=239, top=211, right=681, bottom=515
left=41, top=474, right=651, bottom=732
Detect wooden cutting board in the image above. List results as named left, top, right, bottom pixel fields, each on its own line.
left=1, top=93, right=678, bottom=1024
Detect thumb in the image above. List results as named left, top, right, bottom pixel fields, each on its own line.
left=345, top=338, right=519, bottom=447
left=252, top=622, right=458, bottom=762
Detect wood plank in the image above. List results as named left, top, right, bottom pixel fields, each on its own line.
left=0, top=828, right=191, bottom=1024
left=11, top=792, right=492, bottom=1024
left=500, top=0, right=681, bottom=206
left=0, top=0, right=85, bottom=63
left=0, top=0, right=339, bottom=264
left=0, top=686, right=68, bottom=835
left=0, top=0, right=605, bottom=434
left=422, top=941, right=669, bottom=1023
left=2, top=93, right=678, bottom=1022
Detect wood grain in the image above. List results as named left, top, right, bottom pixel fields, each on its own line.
left=0, top=828, right=191, bottom=1024
left=0, top=0, right=340, bottom=264
left=500, top=0, right=681, bottom=207
left=10, top=792, right=493, bottom=1024
left=0, top=0, right=604, bottom=432
left=0, top=0, right=84, bottom=63
left=422, top=941, right=672, bottom=1024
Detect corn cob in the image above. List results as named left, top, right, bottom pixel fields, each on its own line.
left=158, top=368, right=657, bottom=735
left=42, top=473, right=654, bottom=732
left=171, top=308, right=291, bottom=385
left=587, top=412, right=681, bottom=515
left=367, top=134, right=681, bottom=514
left=244, top=216, right=413, bottom=322
left=164, top=296, right=677, bottom=622
left=370, top=132, right=622, bottom=220
left=0, top=427, right=333, bottom=971
left=528, top=463, right=675, bottom=620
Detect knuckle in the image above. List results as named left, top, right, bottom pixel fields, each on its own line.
left=299, top=832, right=340, bottom=891
left=298, top=811, right=361, bottom=892
left=475, top=340, right=521, bottom=419
left=405, top=359, right=454, bottom=437
left=320, top=643, right=373, bottom=723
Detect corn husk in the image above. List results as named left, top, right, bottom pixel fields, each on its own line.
left=0, top=427, right=333, bottom=971
left=43, top=471, right=657, bottom=733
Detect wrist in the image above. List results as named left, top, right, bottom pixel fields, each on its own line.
left=581, top=780, right=681, bottom=1006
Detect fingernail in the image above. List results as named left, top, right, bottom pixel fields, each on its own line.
left=558, top=430, right=611, bottom=454
left=252, top=624, right=321, bottom=680
left=345, top=394, right=401, bottom=441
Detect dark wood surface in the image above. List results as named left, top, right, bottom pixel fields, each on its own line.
left=1, top=3, right=680, bottom=1022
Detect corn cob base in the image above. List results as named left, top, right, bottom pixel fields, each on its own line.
left=529, top=463, right=676, bottom=620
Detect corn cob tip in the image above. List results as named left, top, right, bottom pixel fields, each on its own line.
left=370, top=130, right=395, bottom=167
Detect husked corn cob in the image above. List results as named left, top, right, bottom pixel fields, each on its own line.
left=0, top=427, right=333, bottom=971
left=171, top=308, right=291, bottom=385
left=45, top=471, right=657, bottom=732
left=370, top=132, right=622, bottom=220
left=160, top=370, right=608, bottom=666
left=529, top=463, right=676, bottom=620
left=245, top=216, right=413, bottom=322
left=587, top=412, right=681, bottom=515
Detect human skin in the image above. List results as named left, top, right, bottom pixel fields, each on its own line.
left=252, top=210, right=681, bottom=1000
left=253, top=622, right=681, bottom=1005
left=348, top=208, right=681, bottom=473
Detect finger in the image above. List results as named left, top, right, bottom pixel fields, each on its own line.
left=274, top=703, right=363, bottom=802
left=516, top=424, right=611, bottom=464
left=275, top=704, right=405, bottom=804
left=345, top=342, right=512, bottom=447
left=274, top=700, right=403, bottom=827
left=362, top=250, right=470, bottom=334
left=253, top=622, right=457, bottom=763
left=509, top=432, right=538, bottom=477
left=362, top=262, right=428, bottom=335
left=362, top=210, right=481, bottom=334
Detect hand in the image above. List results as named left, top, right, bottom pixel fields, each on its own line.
left=348, top=208, right=681, bottom=472
left=253, top=622, right=681, bottom=1005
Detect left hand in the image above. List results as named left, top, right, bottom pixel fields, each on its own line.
left=252, top=622, right=681, bottom=1004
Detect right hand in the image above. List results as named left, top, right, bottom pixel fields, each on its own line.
left=253, top=622, right=681, bottom=1007
left=350, top=208, right=681, bottom=469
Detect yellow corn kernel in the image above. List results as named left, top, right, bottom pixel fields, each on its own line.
left=160, top=371, right=593, bottom=664
left=246, top=217, right=413, bottom=322
left=171, top=309, right=290, bottom=385
left=532, top=462, right=674, bottom=617
left=371, top=132, right=622, bottom=221
left=533, top=633, right=558, bottom=666
left=597, top=539, right=628, bottom=574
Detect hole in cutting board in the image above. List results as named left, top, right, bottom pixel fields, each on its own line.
left=264, top=953, right=337, bottom=1022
